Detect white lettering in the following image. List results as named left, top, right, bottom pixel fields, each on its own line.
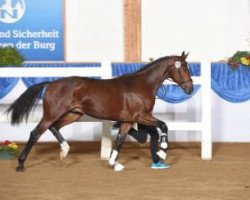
left=15, top=41, right=31, bottom=49
left=0, top=30, right=11, bottom=38
left=12, top=30, right=60, bottom=38
left=33, top=41, right=55, bottom=51
left=0, top=43, right=14, bottom=47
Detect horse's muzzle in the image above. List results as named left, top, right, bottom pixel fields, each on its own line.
left=181, top=79, right=193, bottom=95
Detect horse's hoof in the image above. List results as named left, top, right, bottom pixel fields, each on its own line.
left=16, top=166, right=24, bottom=172
left=60, top=151, right=67, bottom=159
left=114, top=162, right=124, bottom=172
left=109, top=158, right=115, bottom=166
left=60, top=142, right=69, bottom=159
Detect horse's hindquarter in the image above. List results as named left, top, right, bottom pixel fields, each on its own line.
left=76, top=77, right=155, bottom=121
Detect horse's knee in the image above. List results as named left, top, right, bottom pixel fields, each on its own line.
left=155, top=121, right=168, bottom=133
left=116, top=133, right=127, bottom=144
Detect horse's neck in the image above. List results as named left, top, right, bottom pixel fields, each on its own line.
left=136, top=63, right=169, bottom=95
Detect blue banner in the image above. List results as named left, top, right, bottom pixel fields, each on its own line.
left=0, top=0, right=64, bottom=61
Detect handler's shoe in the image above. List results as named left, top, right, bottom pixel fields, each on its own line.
left=151, top=161, right=170, bottom=169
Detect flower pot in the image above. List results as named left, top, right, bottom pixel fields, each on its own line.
left=0, top=151, right=16, bottom=160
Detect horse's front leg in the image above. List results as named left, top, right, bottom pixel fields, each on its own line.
left=139, top=115, right=169, bottom=161
left=154, top=120, right=168, bottom=161
left=109, top=122, right=132, bottom=171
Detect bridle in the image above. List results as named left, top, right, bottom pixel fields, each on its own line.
left=175, top=67, right=193, bottom=87
left=160, top=62, right=193, bottom=95
left=166, top=62, right=193, bottom=87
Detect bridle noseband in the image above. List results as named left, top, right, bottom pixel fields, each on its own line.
left=165, top=62, right=193, bottom=87
left=176, top=67, right=193, bottom=87
left=159, top=61, right=193, bottom=96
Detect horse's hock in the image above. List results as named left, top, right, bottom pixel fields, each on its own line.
left=0, top=61, right=211, bottom=160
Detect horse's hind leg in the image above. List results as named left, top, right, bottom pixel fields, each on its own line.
left=49, top=126, right=70, bottom=159
left=16, top=119, right=51, bottom=172
left=49, top=111, right=82, bottom=159
left=109, top=122, right=133, bottom=171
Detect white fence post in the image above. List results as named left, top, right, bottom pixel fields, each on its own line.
left=201, top=61, right=212, bottom=160
left=100, top=61, right=113, bottom=159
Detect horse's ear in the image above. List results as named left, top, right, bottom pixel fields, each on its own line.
left=181, top=51, right=185, bottom=57
left=181, top=51, right=189, bottom=60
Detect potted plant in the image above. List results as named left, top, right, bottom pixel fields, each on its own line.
left=0, top=140, right=19, bottom=160
left=0, top=46, right=24, bottom=67
left=228, top=51, right=250, bottom=69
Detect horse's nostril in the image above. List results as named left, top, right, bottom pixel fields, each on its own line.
left=186, top=87, right=193, bottom=95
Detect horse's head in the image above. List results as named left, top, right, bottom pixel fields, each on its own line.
left=167, top=51, right=193, bottom=95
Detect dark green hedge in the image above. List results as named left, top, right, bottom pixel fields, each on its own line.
left=0, top=47, right=24, bottom=67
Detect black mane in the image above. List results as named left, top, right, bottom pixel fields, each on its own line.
left=137, top=55, right=179, bottom=73
left=114, top=55, right=180, bottom=78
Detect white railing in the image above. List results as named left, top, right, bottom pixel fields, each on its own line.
left=0, top=61, right=212, bottom=160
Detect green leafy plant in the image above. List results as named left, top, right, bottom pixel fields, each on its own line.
left=228, top=51, right=250, bottom=69
left=0, top=46, right=24, bottom=67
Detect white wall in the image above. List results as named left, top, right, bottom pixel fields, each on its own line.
left=142, top=0, right=250, bottom=61
left=65, top=0, right=250, bottom=62
left=65, top=0, right=124, bottom=62
left=212, top=92, right=250, bottom=142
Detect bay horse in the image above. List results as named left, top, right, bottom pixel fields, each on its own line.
left=7, top=51, right=193, bottom=172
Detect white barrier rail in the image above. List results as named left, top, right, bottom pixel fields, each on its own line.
left=0, top=62, right=212, bottom=160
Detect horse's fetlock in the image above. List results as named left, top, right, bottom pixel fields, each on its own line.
left=109, top=150, right=118, bottom=166
left=160, top=133, right=168, bottom=143
left=18, top=157, right=24, bottom=163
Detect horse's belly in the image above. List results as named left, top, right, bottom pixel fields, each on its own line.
left=83, top=102, right=139, bottom=122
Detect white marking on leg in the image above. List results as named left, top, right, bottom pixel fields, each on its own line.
left=60, top=141, right=70, bottom=159
left=159, top=132, right=168, bottom=149
left=114, top=161, right=124, bottom=171
left=160, top=142, right=168, bottom=149
left=109, top=150, right=118, bottom=166
left=157, top=150, right=167, bottom=160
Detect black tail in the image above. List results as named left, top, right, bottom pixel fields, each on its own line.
left=6, top=81, right=50, bottom=125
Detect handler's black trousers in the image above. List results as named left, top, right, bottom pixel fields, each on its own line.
left=113, top=122, right=160, bottom=163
